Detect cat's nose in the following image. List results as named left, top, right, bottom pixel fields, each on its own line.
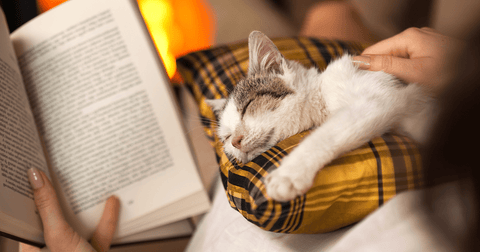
left=232, top=135, right=244, bottom=149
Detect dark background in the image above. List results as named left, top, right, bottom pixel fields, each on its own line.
left=0, top=0, right=38, bottom=32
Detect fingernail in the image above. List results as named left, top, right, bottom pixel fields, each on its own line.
left=352, top=55, right=371, bottom=69
left=28, top=167, right=44, bottom=190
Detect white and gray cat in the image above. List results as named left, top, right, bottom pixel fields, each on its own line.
left=206, top=31, right=435, bottom=202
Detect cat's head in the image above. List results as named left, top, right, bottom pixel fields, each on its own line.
left=206, top=31, right=313, bottom=163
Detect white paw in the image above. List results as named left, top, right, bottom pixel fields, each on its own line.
left=264, top=167, right=313, bottom=202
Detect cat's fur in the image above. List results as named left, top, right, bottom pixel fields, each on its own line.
left=206, top=31, right=435, bottom=202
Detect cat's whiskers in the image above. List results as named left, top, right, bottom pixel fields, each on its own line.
left=181, top=114, right=220, bottom=131
left=181, top=125, right=213, bottom=142
left=180, top=110, right=217, bottom=125
left=177, top=108, right=221, bottom=142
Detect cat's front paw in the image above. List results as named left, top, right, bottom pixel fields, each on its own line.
left=264, top=166, right=313, bottom=202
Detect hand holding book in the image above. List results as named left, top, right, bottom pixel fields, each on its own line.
left=0, top=0, right=210, bottom=245
left=20, top=167, right=120, bottom=252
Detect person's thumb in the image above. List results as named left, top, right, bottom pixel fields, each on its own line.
left=90, top=195, right=120, bottom=252
left=27, top=167, right=85, bottom=251
left=352, top=54, right=428, bottom=85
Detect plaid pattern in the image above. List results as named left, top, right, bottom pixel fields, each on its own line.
left=177, top=37, right=423, bottom=233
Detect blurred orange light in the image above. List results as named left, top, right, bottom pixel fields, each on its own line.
left=37, top=0, right=216, bottom=79
left=37, top=0, right=67, bottom=13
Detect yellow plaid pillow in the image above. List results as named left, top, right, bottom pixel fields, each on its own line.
left=177, top=37, right=423, bottom=233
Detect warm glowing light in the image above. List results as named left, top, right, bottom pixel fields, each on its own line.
left=138, top=0, right=216, bottom=79
left=37, top=0, right=67, bottom=13
left=139, top=0, right=176, bottom=78
left=37, top=0, right=216, bottom=79
left=139, top=0, right=173, bottom=26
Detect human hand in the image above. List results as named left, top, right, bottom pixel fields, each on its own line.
left=20, top=168, right=120, bottom=252
left=353, top=27, right=465, bottom=95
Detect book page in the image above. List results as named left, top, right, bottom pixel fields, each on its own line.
left=112, top=219, right=193, bottom=244
left=0, top=7, right=47, bottom=240
left=10, top=0, right=208, bottom=239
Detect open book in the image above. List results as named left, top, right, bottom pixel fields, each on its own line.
left=0, top=0, right=210, bottom=247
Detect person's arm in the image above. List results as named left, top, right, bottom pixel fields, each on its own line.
left=21, top=168, right=120, bottom=252
left=353, top=27, right=465, bottom=95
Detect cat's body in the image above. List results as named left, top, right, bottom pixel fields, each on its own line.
left=207, top=31, right=435, bottom=202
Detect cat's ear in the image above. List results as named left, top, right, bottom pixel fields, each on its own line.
left=248, top=31, right=285, bottom=76
left=205, top=98, right=227, bottom=114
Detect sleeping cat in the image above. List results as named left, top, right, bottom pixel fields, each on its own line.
left=206, top=31, right=435, bottom=202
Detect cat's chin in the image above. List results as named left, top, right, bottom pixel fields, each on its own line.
left=236, top=154, right=250, bottom=164
left=228, top=148, right=268, bottom=164
left=227, top=151, right=250, bottom=164
left=224, top=139, right=277, bottom=164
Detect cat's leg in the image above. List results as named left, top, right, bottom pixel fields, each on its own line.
left=265, top=100, right=402, bottom=201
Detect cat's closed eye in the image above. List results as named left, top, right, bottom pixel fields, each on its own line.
left=241, top=99, right=253, bottom=117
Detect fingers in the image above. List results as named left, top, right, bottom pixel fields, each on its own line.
left=27, top=168, right=72, bottom=236
left=361, top=33, right=410, bottom=58
left=353, top=27, right=439, bottom=84
left=361, top=27, right=437, bottom=58
left=354, top=27, right=466, bottom=95
left=90, top=195, right=120, bottom=252
left=28, top=168, right=93, bottom=252
left=27, top=167, right=119, bottom=252
left=352, top=54, right=432, bottom=84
